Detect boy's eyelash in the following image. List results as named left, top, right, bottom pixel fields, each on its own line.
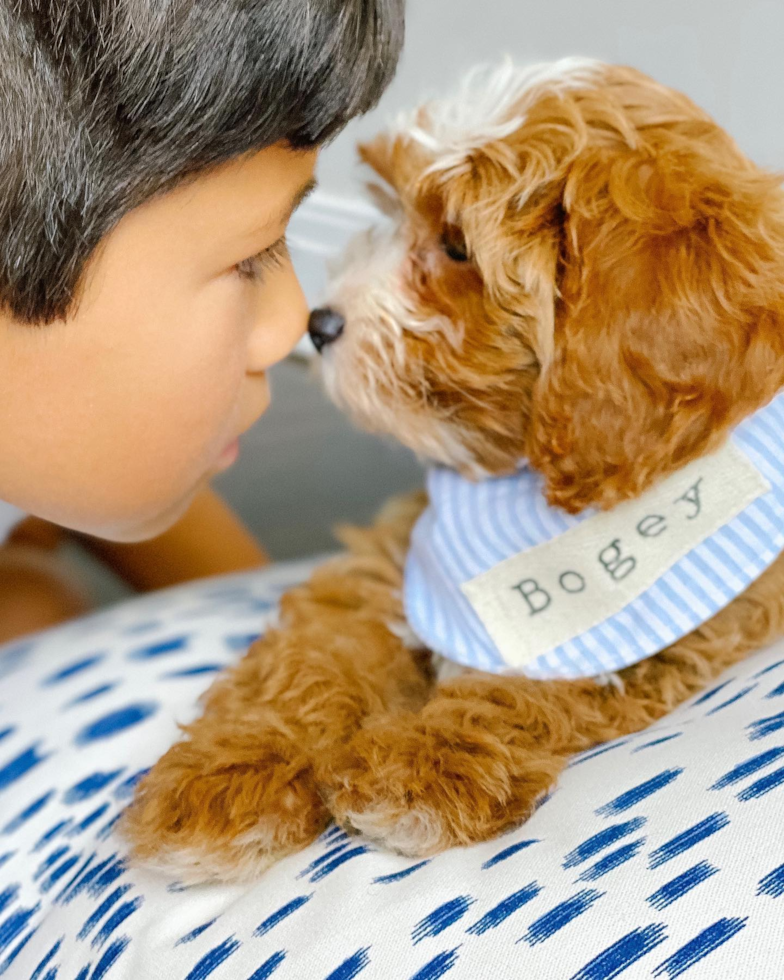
left=235, top=236, right=289, bottom=281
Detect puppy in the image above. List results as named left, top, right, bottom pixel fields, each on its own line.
left=125, top=59, right=784, bottom=883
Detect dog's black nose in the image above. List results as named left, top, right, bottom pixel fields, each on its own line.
left=308, top=308, right=345, bottom=353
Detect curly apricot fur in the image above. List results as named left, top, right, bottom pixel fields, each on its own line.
left=126, top=62, right=784, bottom=881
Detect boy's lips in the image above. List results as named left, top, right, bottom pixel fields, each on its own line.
left=215, top=438, right=240, bottom=470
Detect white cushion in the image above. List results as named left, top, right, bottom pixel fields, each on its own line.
left=0, top=559, right=782, bottom=979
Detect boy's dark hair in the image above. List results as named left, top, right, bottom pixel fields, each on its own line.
left=0, top=0, right=404, bottom=323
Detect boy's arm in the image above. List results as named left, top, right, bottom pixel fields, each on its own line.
left=80, top=487, right=269, bottom=591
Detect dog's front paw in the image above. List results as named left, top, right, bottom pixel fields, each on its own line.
left=122, top=729, right=329, bottom=883
left=319, top=717, right=563, bottom=857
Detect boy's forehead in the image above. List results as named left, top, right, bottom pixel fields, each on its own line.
left=166, top=144, right=319, bottom=242
left=239, top=173, right=318, bottom=239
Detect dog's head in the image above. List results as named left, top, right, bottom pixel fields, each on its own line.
left=313, top=59, right=784, bottom=513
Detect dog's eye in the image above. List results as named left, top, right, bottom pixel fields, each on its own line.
left=440, top=226, right=469, bottom=263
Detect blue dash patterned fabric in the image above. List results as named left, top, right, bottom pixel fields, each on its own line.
left=0, top=557, right=782, bottom=979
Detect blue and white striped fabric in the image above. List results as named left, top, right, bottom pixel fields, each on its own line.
left=404, top=390, right=784, bottom=679
left=0, top=560, right=783, bottom=979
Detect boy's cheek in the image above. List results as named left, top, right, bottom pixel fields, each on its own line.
left=0, top=368, right=238, bottom=538
left=65, top=363, right=260, bottom=538
left=0, top=260, right=256, bottom=537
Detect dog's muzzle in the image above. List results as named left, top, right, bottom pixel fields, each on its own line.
left=308, top=308, right=345, bottom=353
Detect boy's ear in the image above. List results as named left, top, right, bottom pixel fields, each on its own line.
left=525, top=146, right=784, bottom=514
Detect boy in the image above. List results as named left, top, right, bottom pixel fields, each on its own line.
left=0, top=0, right=404, bottom=639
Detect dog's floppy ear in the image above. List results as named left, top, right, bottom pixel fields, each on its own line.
left=358, top=135, right=397, bottom=188
left=358, top=135, right=407, bottom=217
left=525, top=136, right=784, bottom=514
left=358, top=130, right=435, bottom=206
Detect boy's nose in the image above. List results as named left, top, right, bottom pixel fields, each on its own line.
left=308, top=308, right=345, bottom=353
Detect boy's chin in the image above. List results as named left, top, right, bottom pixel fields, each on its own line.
left=94, top=491, right=198, bottom=544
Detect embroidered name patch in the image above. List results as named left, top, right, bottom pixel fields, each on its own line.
left=461, top=442, right=770, bottom=669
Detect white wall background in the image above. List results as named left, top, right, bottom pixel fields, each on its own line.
left=318, top=0, right=784, bottom=200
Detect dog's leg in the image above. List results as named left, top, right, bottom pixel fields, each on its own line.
left=124, top=495, right=430, bottom=883
left=321, top=673, right=636, bottom=856
left=324, top=553, right=784, bottom=856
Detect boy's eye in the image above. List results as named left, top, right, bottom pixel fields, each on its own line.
left=236, top=235, right=289, bottom=282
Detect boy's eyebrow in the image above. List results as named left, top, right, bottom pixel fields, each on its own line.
left=280, top=176, right=318, bottom=223
left=236, top=176, right=318, bottom=245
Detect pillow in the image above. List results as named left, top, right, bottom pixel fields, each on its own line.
left=0, top=559, right=782, bottom=980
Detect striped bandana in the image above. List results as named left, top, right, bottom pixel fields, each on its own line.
left=404, top=390, right=784, bottom=680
